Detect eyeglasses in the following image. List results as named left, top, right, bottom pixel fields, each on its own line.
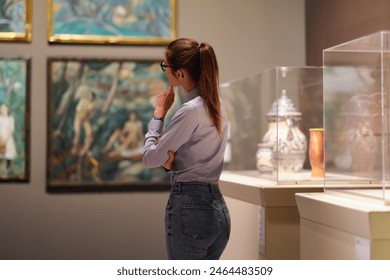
left=160, top=61, right=177, bottom=72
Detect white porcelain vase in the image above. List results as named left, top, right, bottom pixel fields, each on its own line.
left=257, top=89, right=307, bottom=173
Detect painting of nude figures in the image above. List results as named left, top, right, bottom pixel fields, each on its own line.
left=0, top=57, right=30, bottom=182
left=47, top=58, right=179, bottom=190
left=47, top=0, right=176, bottom=45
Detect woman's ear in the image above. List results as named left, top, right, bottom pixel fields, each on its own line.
left=178, top=69, right=184, bottom=78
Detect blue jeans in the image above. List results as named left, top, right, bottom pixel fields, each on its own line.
left=165, top=181, right=231, bottom=260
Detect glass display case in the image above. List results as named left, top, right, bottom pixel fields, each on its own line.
left=220, top=66, right=323, bottom=184
left=323, top=30, right=390, bottom=203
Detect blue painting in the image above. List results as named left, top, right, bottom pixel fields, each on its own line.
left=0, top=0, right=32, bottom=42
left=48, top=0, right=176, bottom=44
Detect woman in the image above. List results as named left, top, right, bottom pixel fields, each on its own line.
left=143, top=38, right=230, bottom=259
left=103, top=111, right=144, bottom=155
left=0, top=103, right=17, bottom=176
left=71, top=90, right=96, bottom=155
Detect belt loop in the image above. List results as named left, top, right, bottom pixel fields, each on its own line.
left=178, top=182, right=182, bottom=192
left=209, top=183, right=214, bottom=194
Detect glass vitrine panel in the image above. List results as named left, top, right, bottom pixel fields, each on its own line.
left=323, top=31, right=390, bottom=203
left=221, top=66, right=323, bottom=184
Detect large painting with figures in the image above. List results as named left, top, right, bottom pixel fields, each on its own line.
left=46, top=57, right=182, bottom=191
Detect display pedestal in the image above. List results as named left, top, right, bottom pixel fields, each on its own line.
left=218, top=170, right=323, bottom=260
left=296, top=190, right=390, bottom=259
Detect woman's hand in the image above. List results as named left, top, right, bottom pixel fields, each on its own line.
left=154, top=86, right=175, bottom=118
left=162, top=150, right=175, bottom=171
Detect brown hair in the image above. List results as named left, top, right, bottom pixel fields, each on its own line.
left=165, top=38, right=222, bottom=137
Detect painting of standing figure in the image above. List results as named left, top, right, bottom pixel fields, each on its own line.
left=47, top=58, right=180, bottom=190
left=48, top=0, right=176, bottom=44
left=0, top=57, right=30, bottom=182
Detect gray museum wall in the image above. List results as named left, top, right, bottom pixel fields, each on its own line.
left=306, top=0, right=390, bottom=66
left=0, top=0, right=305, bottom=259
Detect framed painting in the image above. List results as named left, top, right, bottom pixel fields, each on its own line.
left=0, top=57, right=30, bottom=182
left=0, top=0, right=32, bottom=42
left=47, top=57, right=182, bottom=191
left=47, top=0, right=176, bottom=45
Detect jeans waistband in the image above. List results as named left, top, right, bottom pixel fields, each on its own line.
left=171, top=181, right=220, bottom=193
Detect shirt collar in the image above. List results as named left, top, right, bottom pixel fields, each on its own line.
left=187, top=86, right=199, bottom=101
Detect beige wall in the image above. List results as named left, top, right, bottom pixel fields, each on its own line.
left=0, top=0, right=305, bottom=259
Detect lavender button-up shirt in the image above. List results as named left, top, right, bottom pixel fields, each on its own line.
left=143, top=87, right=229, bottom=185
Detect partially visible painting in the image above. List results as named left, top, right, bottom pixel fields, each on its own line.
left=47, top=0, right=176, bottom=45
left=0, top=0, right=32, bottom=42
left=0, top=57, right=30, bottom=182
left=47, top=58, right=182, bottom=191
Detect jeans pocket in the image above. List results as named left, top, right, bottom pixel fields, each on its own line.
left=181, top=205, right=217, bottom=240
left=166, top=197, right=172, bottom=210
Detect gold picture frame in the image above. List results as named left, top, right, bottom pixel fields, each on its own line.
left=0, top=0, right=32, bottom=42
left=47, top=0, right=176, bottom=45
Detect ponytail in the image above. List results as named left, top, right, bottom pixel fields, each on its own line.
left=198, top=43, right=222, bottom=138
